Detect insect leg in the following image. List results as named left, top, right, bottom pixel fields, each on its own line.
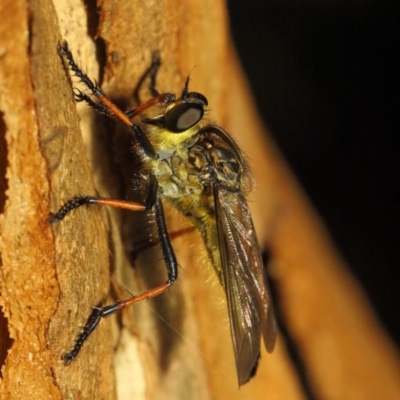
left=148, top=52, right=162, bottom=97
left=47, top=196, right=148, bottom=224
left=58, top=41, right=138, bottom=128
left=132, top=51, right=161, bottom=104
left=62, top=197, right=178, bottom=364
left=58, top=42, right=157, bottom=159
left=72, top=88, right=117, bottom=119
left=124, top=92, right=175, bottom=120
left=125, top=53, right=177, bottom=120
left=48, top=169, right=159, bottom=223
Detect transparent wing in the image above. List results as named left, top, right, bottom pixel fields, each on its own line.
left=214, top=185, right=277, bottom=386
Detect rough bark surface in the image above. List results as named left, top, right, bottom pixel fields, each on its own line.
left=0, top=1, right=399, bottom=399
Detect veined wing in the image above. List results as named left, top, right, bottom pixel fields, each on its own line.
left=214, top=184, right=277, bottom=386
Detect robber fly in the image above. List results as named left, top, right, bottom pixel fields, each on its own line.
left=49, top=41, right=276, bottom=386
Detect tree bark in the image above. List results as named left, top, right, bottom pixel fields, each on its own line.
left=0, top=1, right=399, bottom=399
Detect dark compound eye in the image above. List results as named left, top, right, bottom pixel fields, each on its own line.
left=165, top=102, right=204, bottom=133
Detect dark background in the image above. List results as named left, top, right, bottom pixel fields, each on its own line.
left=228, top=0, right=399, bottom=346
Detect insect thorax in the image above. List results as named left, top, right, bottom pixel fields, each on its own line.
left=153, top=127, right=243, bottom=207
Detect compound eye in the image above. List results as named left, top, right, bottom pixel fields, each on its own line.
left=165, top=102, right=204, bottom=133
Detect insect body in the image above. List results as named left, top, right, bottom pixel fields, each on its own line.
left=50, top=41, right=276, bottom=386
